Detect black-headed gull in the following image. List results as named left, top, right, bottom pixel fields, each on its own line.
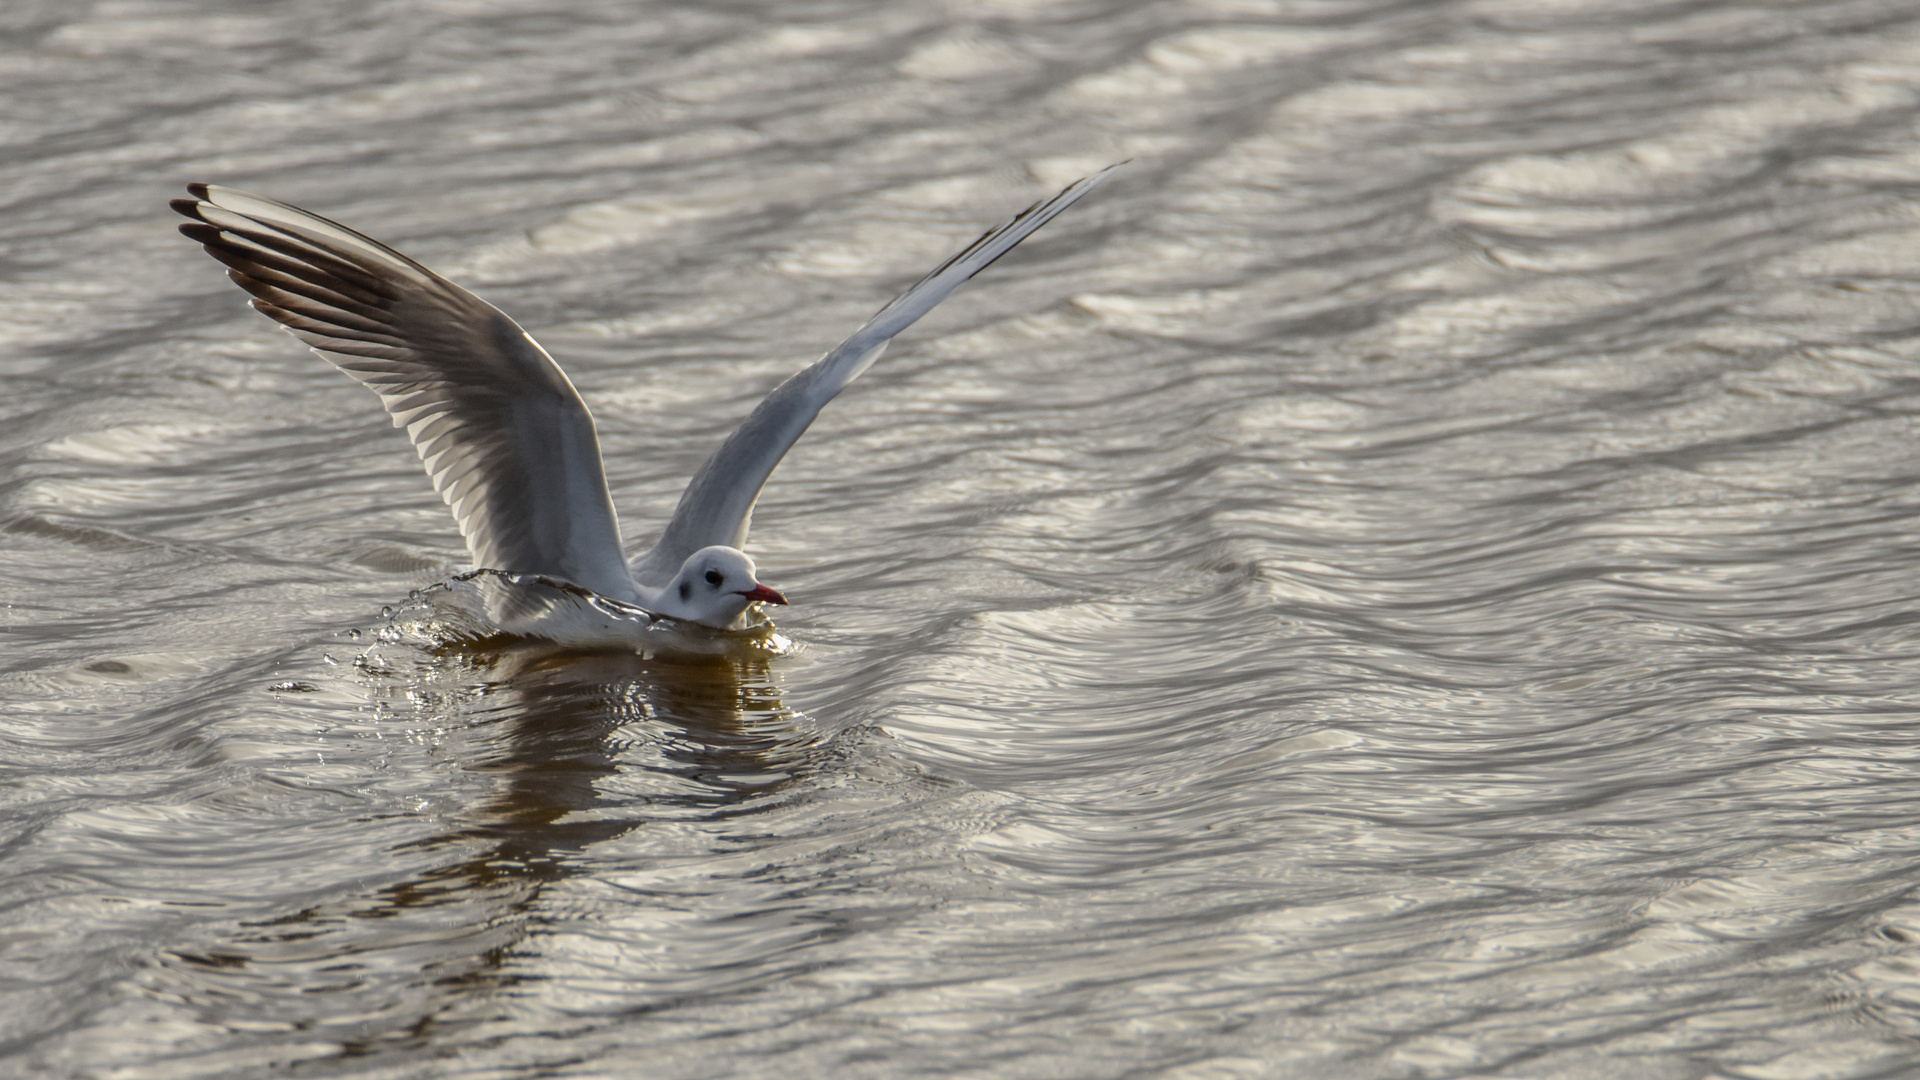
left=173, top=167, right=1118, bottom=629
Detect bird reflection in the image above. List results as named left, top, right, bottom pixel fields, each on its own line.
left=175, top=642, right=821, bottom=1043
left=395, top=641, right=819, bottom=895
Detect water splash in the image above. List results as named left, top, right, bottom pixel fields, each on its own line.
left=378, top=569, right=796, bottom=658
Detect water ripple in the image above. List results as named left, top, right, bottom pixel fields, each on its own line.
left=12, top=0, right=1920, bottom=1076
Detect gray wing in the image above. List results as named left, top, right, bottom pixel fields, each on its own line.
left=634, top=164, right=1123, bottom=583
left=172, top=184, right=637, bottom=603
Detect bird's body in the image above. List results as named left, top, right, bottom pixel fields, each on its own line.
left=173, top=167, right=1117, bottom=631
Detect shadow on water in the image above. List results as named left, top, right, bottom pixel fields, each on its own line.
left=157, top=641, right=825, bottom=1058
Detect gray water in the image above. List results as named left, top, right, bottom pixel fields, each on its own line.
left=8, top=0, right=1920, bottom=1076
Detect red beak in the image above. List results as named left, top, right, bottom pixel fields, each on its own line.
left=736, top=583, right=788, bottom=606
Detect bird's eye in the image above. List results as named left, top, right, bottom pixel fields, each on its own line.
left=705, top=569, right=724, bottom=586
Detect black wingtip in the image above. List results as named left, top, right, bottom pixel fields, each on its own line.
left=184, top=182, right=210, bottom=200
left=177, top=222, right=221, bottom=244
left=169, top=197, right=207, bottom=222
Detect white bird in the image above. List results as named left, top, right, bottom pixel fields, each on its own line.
left=173, top=167, right=1118, bottom=630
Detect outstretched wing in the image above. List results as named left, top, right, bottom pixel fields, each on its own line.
left=633, top=164, right=1123, bottom=583
left=172, top=185, right=637, bottom=602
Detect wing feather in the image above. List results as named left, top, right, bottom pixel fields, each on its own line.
left=174, top=184, right=637, bottom=602
left=633, top=164, right=1122, bottom=583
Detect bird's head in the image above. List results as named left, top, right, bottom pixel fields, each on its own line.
left=662, top=545, right=787, bottom=629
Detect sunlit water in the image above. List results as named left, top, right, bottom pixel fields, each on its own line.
left=10, top=0, right=1920, bottom=1076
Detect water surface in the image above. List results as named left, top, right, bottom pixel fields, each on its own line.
left=9, top=0, right=1920, bottom=1076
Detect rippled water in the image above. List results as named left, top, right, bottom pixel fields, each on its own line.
left=11, top=0, right=1920, bottom=1076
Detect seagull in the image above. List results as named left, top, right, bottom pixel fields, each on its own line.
left=172, top=166, right=1118, bottom=631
